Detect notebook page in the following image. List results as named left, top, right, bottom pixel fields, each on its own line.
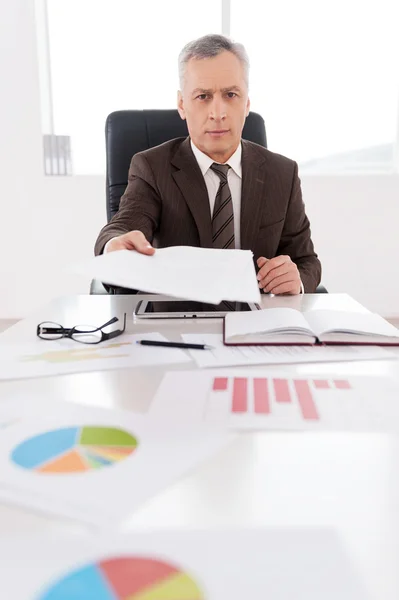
left=304, top=309, right=399, bottom=338
left=225, top=308, right=313, bottom=339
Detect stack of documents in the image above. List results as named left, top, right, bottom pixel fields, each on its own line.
left=71, top=246, right=261, bottom=304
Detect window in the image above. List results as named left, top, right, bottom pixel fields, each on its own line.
left=37, top=0, right=222, bottom=174
left=231, top=0, right=399, bottom=172
left=37, top=0, right=399, bottom=174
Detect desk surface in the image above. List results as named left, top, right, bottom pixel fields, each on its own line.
left=1, top=293, right=399, bottom=599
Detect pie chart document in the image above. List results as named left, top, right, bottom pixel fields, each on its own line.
left=0, top=529, right=370, bottom=600
left=0, top=402, right=231, bottom=527
left=11, top=426, right=138, bottom=474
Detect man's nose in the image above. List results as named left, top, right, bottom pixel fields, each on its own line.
left=209, top=96, right=227, bottom=120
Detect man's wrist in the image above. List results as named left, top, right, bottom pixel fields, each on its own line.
left=103, top=238, right=117, bottom=253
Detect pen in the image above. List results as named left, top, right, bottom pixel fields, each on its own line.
left=136, top=340, right=213, bottom=350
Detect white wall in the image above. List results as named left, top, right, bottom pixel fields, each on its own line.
left=302, top=174, right=399, bottom=317
left=1, top=0, right=398, bottom=319
left=0, top=0, right=104, bottom=318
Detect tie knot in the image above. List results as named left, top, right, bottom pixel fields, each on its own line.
left=210, top=162, right=230, bottom=181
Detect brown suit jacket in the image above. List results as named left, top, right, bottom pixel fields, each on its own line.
left=95, top=137, right=321, bottom=292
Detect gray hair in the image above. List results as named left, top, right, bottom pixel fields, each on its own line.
left=178, top=34, right=249, bottom=89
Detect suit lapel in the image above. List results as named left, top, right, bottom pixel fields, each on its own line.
left=171, top=138, right=213, bottom=248
left=240, top=140, right=268, bottom=251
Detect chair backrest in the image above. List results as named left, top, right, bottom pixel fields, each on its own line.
left=105, top=109, right=267, bottom=222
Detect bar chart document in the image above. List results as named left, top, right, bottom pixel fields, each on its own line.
left=151, top=370, right=399, bottom=431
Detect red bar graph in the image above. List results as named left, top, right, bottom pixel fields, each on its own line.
left=313, top=379, right=330, bottom=389
left=232, top=378, right=248, bottom=413
left=211, top=376, right=351, bottom=421
left=213, top=377, right=228, bottom=391
left=293, top=380, right=319, bottom=420
left=273, top=378, right=291, bottom=403
left=334, top=380, right=351, bottom=389
left=253, top=378, right=270, bottom=414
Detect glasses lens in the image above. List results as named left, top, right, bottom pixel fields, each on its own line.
left=71, top=325, right=102, bottom=344
left=38, top=322, right=64, bottom=340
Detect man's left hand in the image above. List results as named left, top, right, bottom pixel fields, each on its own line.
left=257, top=255, right=301, bottom=295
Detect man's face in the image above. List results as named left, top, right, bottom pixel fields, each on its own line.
left=177, top=51, right=250, bottom=163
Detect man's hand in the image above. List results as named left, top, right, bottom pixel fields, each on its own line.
left=257, top=255, right=301, bottom=295
left=106, top=231, right=155, bottom=255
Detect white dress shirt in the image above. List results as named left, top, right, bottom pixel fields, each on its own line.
left=190, top=140, right=242, bottom=248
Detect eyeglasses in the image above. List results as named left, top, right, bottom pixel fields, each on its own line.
left=37, top=314, right=127, bottom=344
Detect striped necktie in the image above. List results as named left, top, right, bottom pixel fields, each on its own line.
left=210, top=163, right=235, bottom=249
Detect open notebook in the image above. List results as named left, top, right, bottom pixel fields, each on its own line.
left=223, top=308, right=399, bottom=346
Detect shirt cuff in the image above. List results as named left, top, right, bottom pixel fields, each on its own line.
left=300, top=280, right=304, bottom=294
left=103, top=238, right=117, bottom=253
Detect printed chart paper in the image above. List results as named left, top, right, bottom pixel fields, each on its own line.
left=0, top=396, right=63, bottom=430
left=182, top=333, right=397, bottom=368
left=151, top=370, right=399, bottom=431
left=0, top=529, right=369, bottom=600
left=0, top=332, right=191, bottom=381
left=0, top=402, right=230, bottom=526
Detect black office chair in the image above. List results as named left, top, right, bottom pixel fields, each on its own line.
left=91, top=109, right=326, bottom=293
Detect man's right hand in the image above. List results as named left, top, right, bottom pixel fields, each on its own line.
left=106, top=231, right=155, bottom=255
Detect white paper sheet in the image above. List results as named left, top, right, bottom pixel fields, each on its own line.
left=182, top=333, right=397, bottom=368
left=151, top=369, right=399, bottom=432
left=0, top=401, right=231, bottom=526
left=0, top=332, right=191, bottom=381
left=0, top=529, right=369, bottom=600
left=0, top=397, right=61, bottom=430
left=71, top=246, right=261, bottom=304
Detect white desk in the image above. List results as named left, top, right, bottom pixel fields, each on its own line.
left=1, top=293, right=399, bottom=599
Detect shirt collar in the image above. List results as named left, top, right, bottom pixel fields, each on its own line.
left=190, top=139, right=242, bottom=179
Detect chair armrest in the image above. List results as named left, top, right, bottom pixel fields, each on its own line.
left=89, top=279, right=110, bottom=295
left=315, top=284, right=328, bottom=293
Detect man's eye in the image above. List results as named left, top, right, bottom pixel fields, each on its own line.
left=197, top=94, right=209, bottom=100
left=227, top=92, right=237, bottom=98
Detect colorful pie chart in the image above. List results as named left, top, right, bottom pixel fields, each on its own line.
left=38, top=556, right=204, bottom=600
left=11, top=426, right=138, bottom=473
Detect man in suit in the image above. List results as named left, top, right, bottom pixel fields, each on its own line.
left=95, top=34, right=321, bottom=294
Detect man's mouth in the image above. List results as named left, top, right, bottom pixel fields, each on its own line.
left=207, top=130, right=229, bottom=137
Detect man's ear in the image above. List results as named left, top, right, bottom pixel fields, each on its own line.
left=177, top=90, right=186, bottom=120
